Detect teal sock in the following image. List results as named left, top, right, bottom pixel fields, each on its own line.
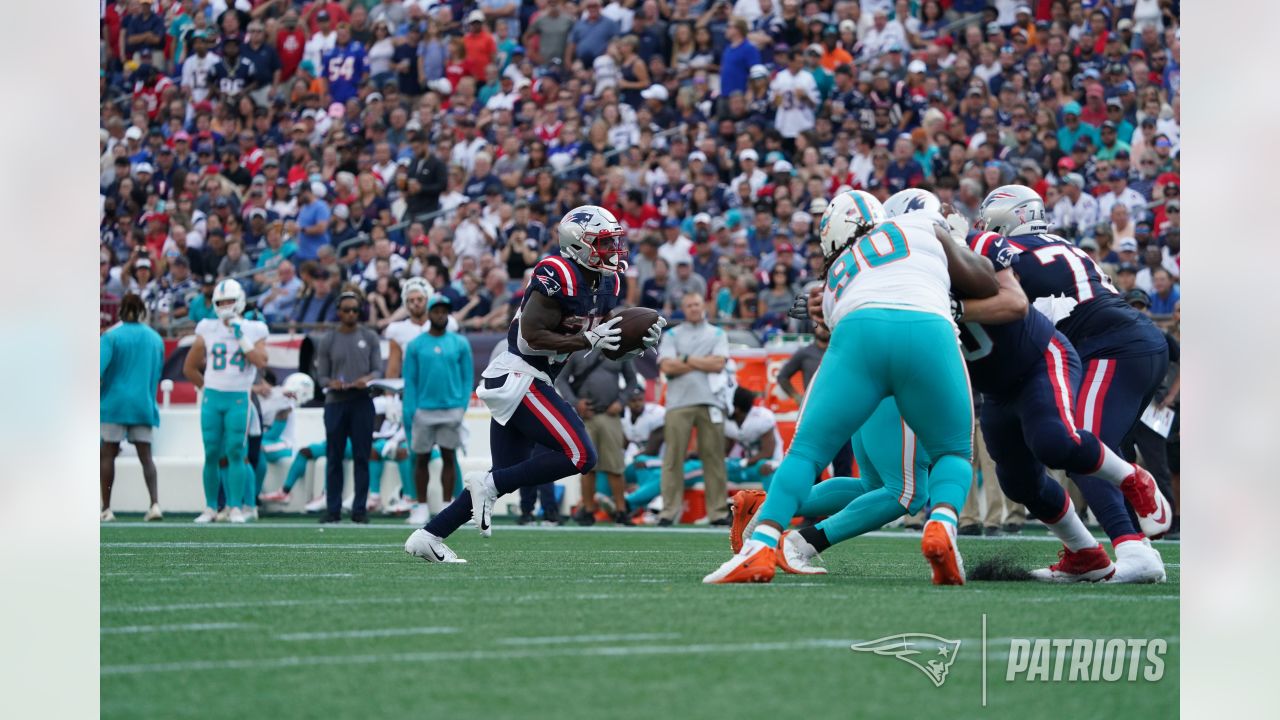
left=754, top=455, right=819, bottom=529
left=816, top=487, right=909, bottom=545
left=926, top=454, right=972, bottom=525
left=242, top=462, right=257, bottom=508
left=397, top=456, right=414, bottom=499
left=225, top=451, right=248, bottom=509
left=202, top=457, right=220, bottom=508
left=749, top=524, right=782, bottom=548
left=369, top=457, right=384, bottom=495
left=254, top=454, right=267, bottom=493
left=284, top=454, right=309, bottom=492
left=797, top=477, right=874, bottom=516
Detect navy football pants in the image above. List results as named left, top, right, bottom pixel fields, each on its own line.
left=426, top=378, right=596, bottom=539
left=981, top=333, right=1108, bottom=523
left=1069, top=339, right=1169, bottom=544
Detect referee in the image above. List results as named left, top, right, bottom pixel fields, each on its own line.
left=314, top=291, right=383, bottom=523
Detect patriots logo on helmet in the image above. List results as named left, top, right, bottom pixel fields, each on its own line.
left=535, top=272, right=562, bottom=294
left=568, top=211, right=595, bottom=225
left=849, top=634, right=962, bottom=687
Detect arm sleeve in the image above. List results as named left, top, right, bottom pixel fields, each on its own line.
left=367, top=329, right=383, bottom=379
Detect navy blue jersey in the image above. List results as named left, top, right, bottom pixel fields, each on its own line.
left=959, top=231, right=1056, bottom=394
left=322, top=42, right=367, bottom=104
left=210, top=57, right=256, bottom=98
left=1003, top=232, right=1166, bottom=358
left=506, top=255, right=621, bottom=381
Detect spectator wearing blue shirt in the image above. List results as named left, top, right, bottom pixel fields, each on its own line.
left=296, top=181, right=332, bottom=261
left=121, top=1, right=166, bottom=60
left=719, top=18, right=761, bottom=99
left=294, top=268, right=341, bottom=324
left=1149, top=268, right=1180, bottom=316
left=1057, top=101, right=1101, bottom=154
left=259, top=260, right=304, bottom=323
left=567, top=0, right=620, bottom=66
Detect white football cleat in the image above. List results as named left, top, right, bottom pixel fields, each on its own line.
left=341, top=495, right=354, bottom=513
left=214, top=507, right=230, bottom=523
left=228, top=507, right=247, bottom=524
left=193, top=508, right=217, bottom=524
left=776, top=531, right=828, bottom=575
left=1106, top=538, right=1166, bottom=584
left=304, top=494, right=328, bottom=513
left=366, top=493, right=382, bottom=512
left=258, top=489, right=290, bottom=503
left=246, top=507, right=259, bottom=521
left=384, top=496, right=413, bottom=515
left=404, top=529, right=467, bottom=563
left=465, top=471, right=498, bottom=538
left=100, top=509, right=116, bottom=523
left=143, top=503, right=163, bottom=522
left=702, top=541, right=776, bottom=584
left=407, top=503, right=430, bottom=526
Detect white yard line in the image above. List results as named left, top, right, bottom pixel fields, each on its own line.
left=101, top=623, right=251, bottom=635
left=275, top=627, right=459, bottom=641
left=101, top=638, right=855, bottom=676
left=98, top=522, right=1180, bottom=545
left=495, top=633, right=679, bottom=645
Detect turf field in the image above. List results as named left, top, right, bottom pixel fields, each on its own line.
left=101, top=519, right=1178, bottom=720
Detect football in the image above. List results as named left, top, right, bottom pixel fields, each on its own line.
left=604, top=306, right=661, bottom=360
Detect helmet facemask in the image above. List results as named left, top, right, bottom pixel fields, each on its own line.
left=584, top=229, right=627, bottom=275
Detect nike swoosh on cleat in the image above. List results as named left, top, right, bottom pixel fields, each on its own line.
left=1152, top=504, right=1167, bottom=524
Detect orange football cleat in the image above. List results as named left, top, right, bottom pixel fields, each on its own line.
left=921, top=520, right=966, bottom=585
left=702, top=543, right=777, bottom=584
left=729, top=490, right=767, bottom=553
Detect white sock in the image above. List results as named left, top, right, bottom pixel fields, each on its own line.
left=1092, top=447, right=1135, bottom=486
left=929, top=507, right=959, bottom=533
left=748, top=525, right=781, bottom=550
left=1047, top=500, right=1098, bottom=552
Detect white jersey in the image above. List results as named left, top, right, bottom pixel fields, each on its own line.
left=259, top=389, right=298, bottom=450
left=725, top=406, right=784, bottom=465
left=373, top=394, right=405, bottom=442
left=623, top=403, right=665, bottom=447
left=822, top=212, right=953, bottom=326
left=195, top=319, right=269, bottom=392
left=385, top=315, right=460, bottom=357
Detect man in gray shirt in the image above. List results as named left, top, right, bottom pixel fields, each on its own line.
left=556, top=351, right=641, bottom=525
left=314, top=291, right=383, bottom=523
left=658, top=292, right=730, bottom=525
left=665, top=257, right=707, bottom=314
left=524, top=0, right=575, bottom=66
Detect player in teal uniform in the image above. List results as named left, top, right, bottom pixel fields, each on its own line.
left=183, top=279, right=269, bottom=523
left=100, top=293, right=166, bottom=522
left=705, top=189, right=1000, bottom=585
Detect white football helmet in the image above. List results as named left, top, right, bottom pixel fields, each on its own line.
left=212, top=278, right=246, bottom=320
left=282, top=372, right=315, bottom=406
left=883, top=188, right=942, bottom=218
left=558, top=205, right=627, bottom=274
left=978, top=185, right=1048, bottom=236
left=401, top=276, right=432, bottom=302
left=819, top=190, right=885, bottom=259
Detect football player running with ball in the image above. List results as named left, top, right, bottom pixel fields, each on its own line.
left=183, top=279, right=269, bottom=523
left=405, top=206, right=665, bottom=563
left=704, top=189, right=1000, bottom=585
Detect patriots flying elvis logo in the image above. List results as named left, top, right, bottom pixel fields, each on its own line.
left=568, top=211, right=595, bottom=225
left=849, top=633, right=962, bottom=687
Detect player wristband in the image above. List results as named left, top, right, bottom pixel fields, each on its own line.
left=950, top=297, right=965, bottom=322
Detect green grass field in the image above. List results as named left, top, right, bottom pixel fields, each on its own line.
left=101, top=519, right=1178, bottom=720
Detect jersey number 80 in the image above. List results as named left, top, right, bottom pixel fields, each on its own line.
left=826, top=223, right=911, bottom=299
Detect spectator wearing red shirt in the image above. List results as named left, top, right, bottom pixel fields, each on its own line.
left=276, top=11, right=307, bottom=81
left=616, top=189, right=660, bottom=237
left=462, top=11, right=498, bottom=82
left=1080, top=84, right=1108, bottom=127
left=303, top=1, right=350, bottom=34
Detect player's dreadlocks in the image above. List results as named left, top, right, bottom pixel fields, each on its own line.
left=118, top=293, right=146, bottom=323
left=820, top=219, right=877, bottom=278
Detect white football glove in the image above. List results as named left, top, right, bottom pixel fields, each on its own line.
left=945, top=213, right=970, bottom=246
left=642, top=317, right=666, bottom=349
left=381, top=440, right=399, bottom=459
left=583, top=316, right=623, bottom=352
left=228, top=316, right=245, bottom=339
